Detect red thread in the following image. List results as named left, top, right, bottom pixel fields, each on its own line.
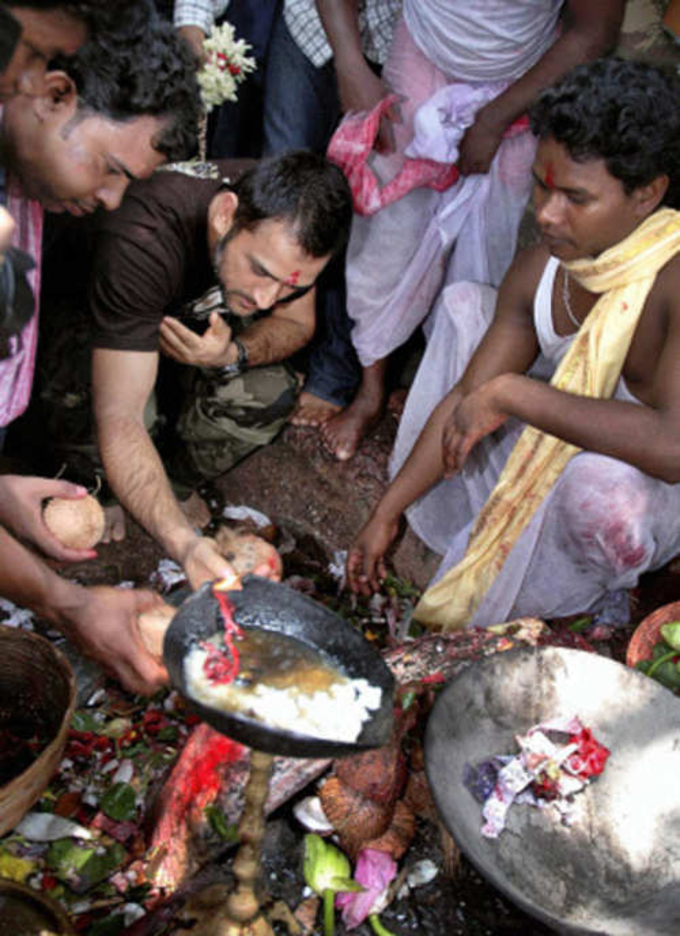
left=200, top=588, right=244, bottom=685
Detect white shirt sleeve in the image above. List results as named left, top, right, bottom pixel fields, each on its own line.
left=173, top=0, right=231, bottom=35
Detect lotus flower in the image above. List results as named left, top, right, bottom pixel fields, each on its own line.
left=336, top=848, right=398, bottom=934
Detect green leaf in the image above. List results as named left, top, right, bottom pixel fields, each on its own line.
left=71, top=710, right=100, bottom=733
left=100, top=783, right=138, bottom=822
left=156, top=726, right=179, bottom=742
left=0, top=851, right=35, bottom=883
left=120, top=743, right=148, bottom=759
left=47, top=839, right=126, bottom=891
left=567, top=616, right=592, bottom=633
left=401, top=690, right=417, bottom=711
left=382, top=574, right=421, bottom=600
left=652, top=642, right=671, bottom=660
left=303, top=834, right=352, bottom=896
left=650, top=660, right=680, bottom=690
left=660, top=621, right=680, bottom=651
left=204, top=805, right=238, bottom=842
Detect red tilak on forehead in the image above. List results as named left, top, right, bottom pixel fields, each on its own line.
left=545, top=163, right=555, bottom=190
left=284, top=270, right=300, bottom=286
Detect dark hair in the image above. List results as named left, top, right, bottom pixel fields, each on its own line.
left=530, top=57, right=680, bottom=208
left=229, top=151, right=353, bottom=258
left=3, top=0, right=152, bottom=29
left=51, top=13, right=200, bottom=161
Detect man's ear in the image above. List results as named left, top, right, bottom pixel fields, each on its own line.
left=208, top=190, right=238, bottom=241
left=33, top=71, right=77, bottom=122
left=633, top=174, right=669, bottom=218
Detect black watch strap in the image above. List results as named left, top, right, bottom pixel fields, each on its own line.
left=215, top=337, right=249, bottom=378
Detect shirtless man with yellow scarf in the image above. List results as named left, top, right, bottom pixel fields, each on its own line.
left=347, top=57, right=680, bottom=632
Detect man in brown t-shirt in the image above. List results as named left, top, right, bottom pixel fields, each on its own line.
left=90, top=152, right=352, bottom=589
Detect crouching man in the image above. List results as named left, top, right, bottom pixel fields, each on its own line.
left=90, top=152, right=353, bottom=588
left=347, top=58, right=680, bottom=631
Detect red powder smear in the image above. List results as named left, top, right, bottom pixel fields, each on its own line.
left=545, top=163, right=555, bottom=190
left=148, top=722, right=246, bottom=885
left=284, top=270, right=300, bottom=286
left=200, top=587, right=245, bottom=686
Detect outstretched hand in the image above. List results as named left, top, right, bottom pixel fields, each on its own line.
left=182, top=535, right=240, bottom=590
left=0, top=475, right=99, bottom=561
left=65, top=586, right=170, bottom=695
left=442, top=381, right=509, bottom=476
left=159, top=312, right=233, bottom=369
left=346, top=512, right=400, bottom=596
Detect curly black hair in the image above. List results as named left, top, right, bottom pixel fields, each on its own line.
left=530, top=57, right=680, bottom=208
left=50, top=13, right=200, bottom=161
left=228, top=150, right=354, bottom=259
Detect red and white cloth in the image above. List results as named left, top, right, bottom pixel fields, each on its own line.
left=0, top=181, right=43, bottom=427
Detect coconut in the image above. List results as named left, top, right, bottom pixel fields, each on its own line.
left=43, top=495, right=106, bottom=550
left=137, top=603, right=176, bottom=661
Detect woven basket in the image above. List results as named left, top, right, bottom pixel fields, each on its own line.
left=626, top=600, right=680, bottom=669
left=0, top=878, right=75, bottom=934
left=0, top=625, right=76, bottom=836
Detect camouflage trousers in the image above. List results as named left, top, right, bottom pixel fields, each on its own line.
left=174, top=362, right=298, bottom=481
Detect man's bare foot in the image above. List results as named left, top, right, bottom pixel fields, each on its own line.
left=321, top=396, right=383, bottom=461
left=179, top=491, right=211, bottom=529
left=288, top=390, right=342, bottom=427
left=101, top=503, right=126, bottom=543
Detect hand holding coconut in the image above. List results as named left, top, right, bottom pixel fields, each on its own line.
left=0, top=475, right=103, bottom=561
left=180, top=534, right=241, bottom=590
left=60, top=585, right=170, bottom=695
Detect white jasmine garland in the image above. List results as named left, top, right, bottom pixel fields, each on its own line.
left=198, top=22, right=256, bottom=113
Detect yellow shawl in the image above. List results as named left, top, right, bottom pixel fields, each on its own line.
left=415, top=208, right=680, bottom=631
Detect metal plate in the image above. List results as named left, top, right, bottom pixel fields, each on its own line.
left=425, top=646, right=680, bottom=935
left=164, top=576, right=394, bottom=758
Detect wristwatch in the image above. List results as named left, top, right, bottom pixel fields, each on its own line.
left=216, top=337, right=249, bottom=378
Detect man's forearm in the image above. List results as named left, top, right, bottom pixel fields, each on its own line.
left=375, top=389, right=463, bottom=523
left=496, top=373, right=680, bottom=483
left=0, top=526, right=86, bottom=631
left=239, top=316, right=313, bottom=367
left=316, top=0, right=364, bottom=71
left=477, top=3, right=623, bottom=133
left=98, top=414, right=198, bottom=564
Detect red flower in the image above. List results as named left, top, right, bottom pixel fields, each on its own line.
left=142, top=709, right=169, bottom=736
left=67, top=729, right=111, bottom=760
left=566, top=727, right=610, bottom=780
left=41, top=873, right=58, bottom=891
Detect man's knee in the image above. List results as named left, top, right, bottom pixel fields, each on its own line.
left=554, top=454, right=652, bottom=575
left=190, top=365, right=297, bottom=433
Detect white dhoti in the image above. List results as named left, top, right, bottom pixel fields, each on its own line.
left=391, top=282, right=680, bottom=626
left=345, top=16, right=538, bottom=368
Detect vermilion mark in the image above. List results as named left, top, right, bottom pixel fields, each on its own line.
left=284, top=270, right=300, bottom=286
left=545, top=163, right=555, bottom=190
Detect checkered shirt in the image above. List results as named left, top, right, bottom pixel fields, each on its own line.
left=285, top=0, right=402, bottom=68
